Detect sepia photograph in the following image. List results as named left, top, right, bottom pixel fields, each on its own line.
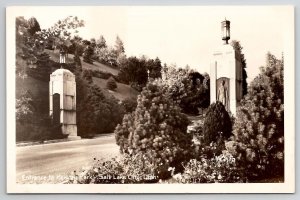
left=6, top=6, right=295, bottom=193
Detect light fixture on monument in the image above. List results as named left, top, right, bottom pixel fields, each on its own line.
left=59, top=48, right=66, bottom=68
left=221, top=19, right=230, bottom=45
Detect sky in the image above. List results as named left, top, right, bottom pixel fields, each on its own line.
left=14, top=6, right=292, bottom=82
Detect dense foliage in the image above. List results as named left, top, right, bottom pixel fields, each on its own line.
left=83, top=41, right=95, bottom=64
left=76, top=72, right=124, bottom=137
left=162, top=64, right=210, bottom=114
left=121, top=97, right=138, bottom=113
left=230, top=53, right=284, bottom=181
left=16, top=90, right=63, bottom=142
left=115, top=80, right=192, bottom=179
left=118, top=56, right=162, bottom=90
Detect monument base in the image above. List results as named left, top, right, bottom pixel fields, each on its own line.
left=67, top=135, right=81, bottom=140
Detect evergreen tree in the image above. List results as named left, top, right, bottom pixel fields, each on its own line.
left=27, top=17, right=41, bottom=36
left=83, top=44, right=94, bottom=64
left=118, top=56, right=148, bottom=89
left=115, top=80, right=192, bottom=179
left=231, top=53, right=284, bottom=181
left=114, top=36, right=125, bottom=56
left=146, top=57, right=162, bottom=79
left=202, top=101, right=232, bottom=145
left=106, top=76, right=118, bottom=91
left=231, top=40, right=248, bottom=96
left=96, top=35, right=107, bottom=49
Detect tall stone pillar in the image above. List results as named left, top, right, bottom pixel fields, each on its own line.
left=49, top=69, right=80, bottom=139
left=210, top=45, right=243, bottom=116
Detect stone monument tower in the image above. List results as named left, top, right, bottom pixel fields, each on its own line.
left=49, top=55, right=79, bottom=139
left=210, top=19, right=243, bottom=115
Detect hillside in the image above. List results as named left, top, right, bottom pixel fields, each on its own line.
left=92, top=77, right=139, bottom=101
left=16, top=50, right=139, bottom=104
left=45, top=49, right=119, bottom=76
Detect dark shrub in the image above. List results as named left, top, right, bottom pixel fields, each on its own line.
left=202, top=101, right=232, bottom=145
left=106, top=76, right=117, bottom=91
left=83, top=45, right=94, bottom=64
left=121, top=97, right=137, bottom=113
left=82, top=69, right=119, bottom=81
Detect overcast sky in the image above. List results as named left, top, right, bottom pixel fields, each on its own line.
left=15, top=6, right=292, bottom=82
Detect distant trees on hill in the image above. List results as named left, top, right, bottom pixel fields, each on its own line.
left=79, top=35, right=126, bottom=67
left=16, top=15, right=85, bottom=81
left=83, top=42, right=95, bottom=64
left=114, top=35, right=125, bottom=57
left=117, top=56, right=162, bottom=91
left=96, top=35, right=107, bottom=49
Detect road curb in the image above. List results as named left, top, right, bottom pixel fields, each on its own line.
left=16, top=133, right=114, bottom=147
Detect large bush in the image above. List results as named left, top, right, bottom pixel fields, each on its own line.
left=202, top=101, right=232, bottom=145
left=230, top=53, right=284, bottom=181
left=114, top=80, right=192, bottom=179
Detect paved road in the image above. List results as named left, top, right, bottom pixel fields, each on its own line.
left=16, top=134, right=119, bottom=183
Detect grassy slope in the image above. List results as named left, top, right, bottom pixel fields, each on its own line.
left=92, top=77, right=139, bottom=101
left=16, top=50, right=138, bottom=102
left=45, top=49, right=119, bottom=76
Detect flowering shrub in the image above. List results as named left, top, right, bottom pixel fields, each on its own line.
left=172, top=151, right=245, bottom=183
left=67, top=153, right=159, bottom=184
left=115, top=80, right=193, bottom=179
